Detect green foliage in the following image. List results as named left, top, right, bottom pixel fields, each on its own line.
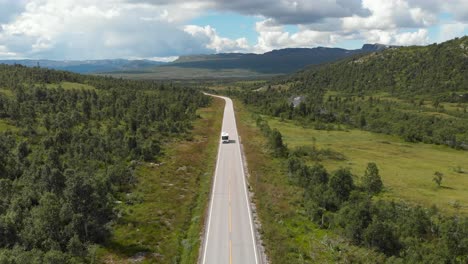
left=362, top=162, right=383, bottom=194
left=261, top=116, right=468, bottom=214
left=329, top=168, right=354, bottom=204
left=0, top=64, right=209, bottom=262
left=293, top=37, right=468, bottom=96
left=255, top=115, right=288, bottom=157
left=253, top=116, right=468, bottom=262
left=235, top=37, right=468, bottom=150
left=363, top=219, right=401, bottom=256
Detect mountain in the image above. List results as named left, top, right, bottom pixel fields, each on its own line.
left=238, top=37, right=468, bottom=151
left=290, top=36, right=468, bottom=96
left=165, top=44, right=390, bottom=74
left=2, top=44, right=392, bottom=79
left=0, top=59, right=166, bottom=74
left=102, top=44, right=393, bottom=79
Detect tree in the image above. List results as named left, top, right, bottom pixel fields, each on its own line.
left=364, top=220, right=401, bottom=256
left=309, top=164, right=329, bottom=185
left=359, top=115, right=367, bottom=128
left=433, top=171, right=443, bottom=187
left=329, top=168, right=355, bottom=203
left=19, top=192, right=64, bottom=251
left=336, top=194, right=372, bottom=243
left=0, top=64, right=211, bottom=262
left=362, top=162, right=383, bottom=194
left=269, top=129, right=288, bottom=157
left=67, top=234, right=85, bottom=257
left=43, top=250, right=68, bottom=264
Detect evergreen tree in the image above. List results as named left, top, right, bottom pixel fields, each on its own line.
left=362, top=162, right=383, bottom=194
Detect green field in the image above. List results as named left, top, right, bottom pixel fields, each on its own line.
left=100, top=66, right=279, bottom=80
left=266, top=117, right=468, bottom=214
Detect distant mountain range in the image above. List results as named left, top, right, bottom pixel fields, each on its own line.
left=163, top=44, right=392, bottom=74
left=0, top=44, right=394, bottom=78
left=0, top=59, right=166, bottom=74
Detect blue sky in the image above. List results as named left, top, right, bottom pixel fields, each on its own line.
left=0, top=0, right=467, bottom=60
left=190, top=12, right=261, bottom=45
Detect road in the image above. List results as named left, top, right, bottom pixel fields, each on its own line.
left=201, top=95, right=259, bottom=264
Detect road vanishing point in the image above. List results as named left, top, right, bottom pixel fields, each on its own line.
left=201, top=95, right=260, bottom=264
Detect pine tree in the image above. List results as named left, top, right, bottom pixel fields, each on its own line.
left=362, top=162, right=383, bottom=194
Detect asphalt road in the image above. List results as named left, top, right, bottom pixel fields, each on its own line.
left=201, top=95, right=259, bottom=264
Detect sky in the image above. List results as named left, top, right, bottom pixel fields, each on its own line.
left=0, top=0, right=467, bottom=60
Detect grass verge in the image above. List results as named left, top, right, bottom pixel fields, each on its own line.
left=98, top=97, right=224, bottom=263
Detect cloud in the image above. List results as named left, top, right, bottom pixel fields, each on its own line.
left=184, top=25, right=250, bottom=53
left=129, top=0, right=370, bottom=25
left=0, top=0, right=28, bottom=23
left=0, top=0, right=211, bottom=59
left=211, top=0, right=371, bottom=25
left=438, top=22, right=468, bottom=43
left=362, top=29, right=429, bottom=46
left=446, top=1, right=468, bottom=22
left=0, top=0, right=466, bottom=60
left=253, top=19, right=343, bottom=53
left=0, top=45, right=17, bottom=58
left=342, top=0, right=437, bottom=32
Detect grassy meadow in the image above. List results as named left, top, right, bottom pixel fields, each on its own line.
left=266, top=117, right=468, bottom=214
left=100, top=66, right=279, bottom=80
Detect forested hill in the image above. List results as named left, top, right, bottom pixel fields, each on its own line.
left=291, top=36, right=468, bottom=96
left=0, top=64, right=209, bottom=262
left=236, top=37, right=468, bottom=150
left=161, top=44, right=389, bottom=74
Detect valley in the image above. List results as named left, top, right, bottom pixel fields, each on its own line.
left=0, top=3, right=467, bottom=261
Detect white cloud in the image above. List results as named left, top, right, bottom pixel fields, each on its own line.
left=0, top=0, right=213, bottom=59
left=0, top=45, right=17, bottom=58
left=342, top=0, right=437, bottom=31
left=0, top=0, right=466, bottom=60
left=362, top=28, right=429, bottom=45
left=253, top=19, right=341, bottom=53
left=147, top=56, right=179, bottom=62
left=184, top=25, right=250, bottom=53
left=438, top=22, right=468, bottom=43
left=443, top=0, right=468, bottom=22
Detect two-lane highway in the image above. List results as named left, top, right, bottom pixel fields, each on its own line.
left=202, top=95, right=259, bottom=264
